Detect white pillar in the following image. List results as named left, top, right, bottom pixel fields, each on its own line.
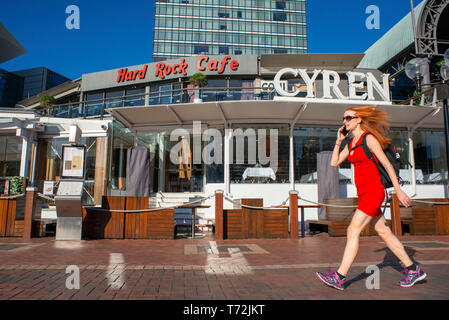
left=224, top=128, right=232, bottom=195
left=289, top=128, right=295, bottom=191
left=408, top=132, right=417, bottom=197
left=145, top=85, right=150, bottom=106
left=19, top=137, right=29, bottom=178
left=158, top=132, right=165, bottom=192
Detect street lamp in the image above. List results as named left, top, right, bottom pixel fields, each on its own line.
left=441, top=64, right=449, bottom=81
left=405, top=57, right=430, bottom=94
left=445, top=48, right=449, bottom=67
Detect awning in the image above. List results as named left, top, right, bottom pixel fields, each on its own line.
left=0, top=22, right=26, bottom=63
left=107, top=100, right=443, bottom=133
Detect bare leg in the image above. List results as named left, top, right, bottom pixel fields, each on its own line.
left=337, top=210, right=373, bottom=277
left=372, top=216, right=413, bottom=267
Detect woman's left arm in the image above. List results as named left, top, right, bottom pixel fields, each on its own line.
left=366, top=135, right=411, bottom=207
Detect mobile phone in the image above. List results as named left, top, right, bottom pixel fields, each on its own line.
left=341, top=127, right=349, bottom=136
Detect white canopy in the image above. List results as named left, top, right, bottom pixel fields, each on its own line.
left=107, top=100, right=443, bottom=132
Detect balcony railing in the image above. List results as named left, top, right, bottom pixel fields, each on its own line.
left=42, top=87, right=277, bottom=119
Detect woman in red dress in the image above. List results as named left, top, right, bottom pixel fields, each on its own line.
left=315, top=106, right=427, bottom=290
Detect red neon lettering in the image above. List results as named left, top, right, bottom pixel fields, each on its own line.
left=208, top=60, right=218, bottom=71
left=217, top=56, right=231, bottom=74
left=138, top=65, right=148, bottom=79
left=164, top=65, right=172, bottom=75
left=155, top=62, right=166, bottom=79
left=117, top=65, right=148, bottom=83
left=230, top=60, right=239, bottom=71
left=197, top=57, right=208, bottom=71
left=117, top=68, right=127, bottom=82
left=178, top=59, right=188, bottom=75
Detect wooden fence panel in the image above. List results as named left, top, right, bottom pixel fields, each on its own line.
left=241, top=199, right=264, bottom=239
left=263, top=209, right=288, bottom=238
left=0, top=197, right=20, bottom=237
left=223, top=201, right=289, bottom=239
left=124, top=197, right=148, bottom=239
left=145, top=209, right=175, bottom=239
left=224, top=209, right=243, bottom=239
left=5, top=199, right=16, bottom=237
left=0, top=198, right=8, bottom=236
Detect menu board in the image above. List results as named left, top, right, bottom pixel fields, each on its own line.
left=61, top=145, right=86, bottom=179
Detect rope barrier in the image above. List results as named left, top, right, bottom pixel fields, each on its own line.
left=0, top=193, right=25, bottom=200
left=296, top=195, right=449, bottom=208
left=83, top=194, right=215, bottom=213
left=36, top=193, right=56, bottom=202
left=223, top=194, right=290, bottom=210
left=297, top=196, right=358, bottom=208
left=411, top=199, right=449, bottom=205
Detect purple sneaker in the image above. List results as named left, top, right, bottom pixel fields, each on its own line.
left=315, top=271, right=346, bottom=291
left=398, top=266, right=427, bottom=288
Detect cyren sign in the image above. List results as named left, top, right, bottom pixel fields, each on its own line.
left=274, top=68, right=391, bottom=103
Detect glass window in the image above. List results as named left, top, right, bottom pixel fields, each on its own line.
left=194, top=46, right=209, bottom=54
left=273, top=13, right=287, bottom=21
left=294, top=128, right=350, bottom=183
left=124, top=87, right=145, bottom=107
left=0, top=136, right=22, bottom=180
left=105, top=90, right=124, bottom=109
left=219, top=46, right=229, bottom=55
left=413, top=130, right=448, bottom=184
left=276, top=1, right=286, bottom=10
left=162, top=131, right=204, bottom=192
left=230, top=127, right=289, bottom=184
left=86, top=92, right=103, bottom=117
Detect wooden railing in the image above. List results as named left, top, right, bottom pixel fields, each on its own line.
left=82, top=196, right=175, bottom=239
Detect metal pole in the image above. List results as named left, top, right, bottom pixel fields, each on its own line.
left=443, top=99, right=449, bottom=174
left=410, top=0, right=419, bottom=54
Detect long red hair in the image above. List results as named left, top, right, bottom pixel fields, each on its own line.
left=346, top=106, right=391, bottom=149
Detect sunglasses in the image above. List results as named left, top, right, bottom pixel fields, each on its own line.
left=343, top=115, right=358, bottom=122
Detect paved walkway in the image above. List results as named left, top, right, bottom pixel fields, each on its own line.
left=1, top=234, right=449, bottom=300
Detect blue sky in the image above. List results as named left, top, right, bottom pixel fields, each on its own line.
left=0, top=0, right=424, bottom=79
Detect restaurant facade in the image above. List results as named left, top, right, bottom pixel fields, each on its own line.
left=0, top=53, right=447, bottom=235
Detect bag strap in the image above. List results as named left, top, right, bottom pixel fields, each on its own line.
left=361, top=134, right=390, bottom=178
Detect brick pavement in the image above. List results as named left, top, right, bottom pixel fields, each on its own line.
left=0, top=234, right=449, bottom=300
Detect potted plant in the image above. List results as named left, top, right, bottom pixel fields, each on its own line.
left=189, top=72, right=208, bottom=103
left=10, top=176, right=24, bottom=195
left=39, top=94, right=56, bottom=110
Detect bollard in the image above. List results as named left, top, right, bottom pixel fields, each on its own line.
left=289, top=190, right=299, bottom=239
left=215, top=190, right=224, bottom=240
left=390, top=192, right=402, bottom=236
left=23, top=187, right=37, bottom=239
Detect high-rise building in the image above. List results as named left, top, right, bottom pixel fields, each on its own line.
left=153, top=0, right=307, bottom=61
left=0, top=69, right=24, bottom=108
left=13, top=67, right=71, bottom=101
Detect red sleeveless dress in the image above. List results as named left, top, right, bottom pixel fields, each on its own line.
left=348, top=132, right=385, bottom=218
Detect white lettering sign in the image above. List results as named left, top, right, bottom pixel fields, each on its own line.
left=273, top=68, right=391, bottom=104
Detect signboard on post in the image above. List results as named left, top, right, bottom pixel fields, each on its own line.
left=61, top=145, right=86, bottom=180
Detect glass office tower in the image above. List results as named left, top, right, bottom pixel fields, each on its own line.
left=153, top=0, right=307, bottom=61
